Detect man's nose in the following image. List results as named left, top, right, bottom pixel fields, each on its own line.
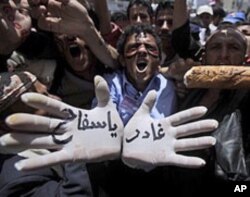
left=161, top=20, right=170, bottom=31
left=220, top=46, right=229, bottom=59
left=136, top=15, right=142, bottom=23
left=137, top=44, right=147, bottom=55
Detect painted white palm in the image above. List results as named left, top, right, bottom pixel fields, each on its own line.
left=0, top=76, right=123, bottom=171
left=122, top=91, right=218, bottom=170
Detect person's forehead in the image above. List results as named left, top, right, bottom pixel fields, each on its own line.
left=199, top=13, right=212, bottom=18
left=126, top=33, right=156, bottom=44
left=208, top=29, right=246, bottom=43
left=130, top=4, right=149, bottom=13
left=156, top=8, right=173, bottom=18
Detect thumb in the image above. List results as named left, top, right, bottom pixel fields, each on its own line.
left=94, top=75, right=110, bottom=107
left=137, top=91, right=157, bottom=115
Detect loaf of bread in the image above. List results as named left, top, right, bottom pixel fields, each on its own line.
left=184, top=66, right=250, bottom=89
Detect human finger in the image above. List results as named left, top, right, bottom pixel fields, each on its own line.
left=37, top=15, right=62, bottom=33
left=6, top=113, right=66, bottom=133
left=0, top=133, right=61, bottom=150
left=136, top=91, right=157, bottom=115
left=166, top=106, right=208, bottom=126
left=15, top=149, right=72, bottom=171
left=95, top=76, right=110, bottom=107
left=174, top=136, right=216, bottom=152
left=21, top=93, right=74, bottom=118
left=167, top=154, right=206, bottom=168
left=46, top=0, right=63, bottom=17
left=174, top=119, right=218, bottom=138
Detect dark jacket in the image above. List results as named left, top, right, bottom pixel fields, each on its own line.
left=86, top=89, right=250, bottom=197
left=0, top=154, right=93, bottom=197
left=178, top=89, right=250, bottom=180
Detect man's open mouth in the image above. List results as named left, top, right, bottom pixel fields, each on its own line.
left=69, top=44, right=81, bottom=57
left=136, top=61, right=148, bottom=72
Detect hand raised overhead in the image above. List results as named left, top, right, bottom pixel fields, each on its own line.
left=122, top=91, right=218, bottom=170
left=0, top=76, right=123, bottom=171
left=28, top=0, right=93, bottom=36
left=27, top=0, right=119, bottom=69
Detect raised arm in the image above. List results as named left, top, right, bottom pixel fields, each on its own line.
left=28, top=0, right=119, bottom=69
left=173, top=0, right=189, bottom=30
left=93, top=0, right=112, bottom=35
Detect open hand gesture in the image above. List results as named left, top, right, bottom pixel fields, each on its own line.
left=28, top=0, right=93, bottom=35
left=122, top=91, right=218, bottom=170
left=0, top=76, right=123, bottom=171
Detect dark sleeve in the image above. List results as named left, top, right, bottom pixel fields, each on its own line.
left=59, top=162, right=93, bottom=197
left=172, top=20, right=201, bottom=60
left=17, top=31, right=59, bottom=60
left=0, top=154, right=93, bottom=197
left=0, top=54, right=11, bottom=72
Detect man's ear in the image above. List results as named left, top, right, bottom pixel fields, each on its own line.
left=118, top=55, right=126, bottom=67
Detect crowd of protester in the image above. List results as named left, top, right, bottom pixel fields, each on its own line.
left=0, top=0, right=250, bottom=196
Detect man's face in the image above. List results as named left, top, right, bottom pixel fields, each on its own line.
left=123, top=32, right=160, bottom=91
left=54, top=34, right=96, bottom=75
left=128, top=4, right=151, bottom=25
left=204, top=29, right=247, bottom=65
left=0, top=0, right=31, bottom=41
left=199, top=13, right=212, bottom=28
left=155, top=8, right=174, bottom=51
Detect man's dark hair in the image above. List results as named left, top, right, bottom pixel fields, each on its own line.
left=111, top=11, right=128, bottom=23
left=117, top=24, right=162, bottom=59
left=127, top=0, right=153, bottom=19
left=212, top=5, right=226, bottom=18
left=155, top=1, right=174, bottom=18
left=205, top=25, right=247, bottom=53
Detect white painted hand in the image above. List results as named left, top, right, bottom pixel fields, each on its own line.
left=0, top=76, right=123, bottom=171
left=122, top=91, right=218, bottom=170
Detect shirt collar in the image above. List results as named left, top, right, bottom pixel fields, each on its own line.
left=121, top=71, right=160, bottom=98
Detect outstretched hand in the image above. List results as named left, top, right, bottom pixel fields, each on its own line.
left=28, top=0, right=119, bottom=69
left=0, top=76, right=123, bottom=171
left=28, top=0, right=92, bottom=35
left=122, top=91, right=218, bottom=170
